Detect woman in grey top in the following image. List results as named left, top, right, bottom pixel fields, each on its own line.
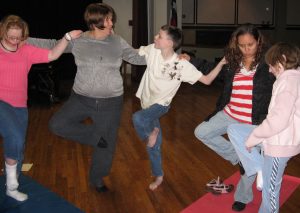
left=28, top=3, right=146, bottom=192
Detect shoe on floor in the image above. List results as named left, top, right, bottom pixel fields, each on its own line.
left=206, top=183, right=234, bottom=195
left=232, top=201, right=246, bottom=211
left=206, top=176, right=222, bottom=188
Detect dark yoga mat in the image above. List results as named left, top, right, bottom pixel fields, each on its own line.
left=0, top=175, right=84, bottom=213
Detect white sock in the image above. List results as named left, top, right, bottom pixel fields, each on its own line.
left=5, top=162, right=28, bottom=201
left=5, top=163, right=18, bottom=190
left=6, top=189, right=28, bottom=201
left=256, top=170, right=263, bottom=191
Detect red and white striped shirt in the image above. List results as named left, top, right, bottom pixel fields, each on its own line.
left=224, top=66, right=257, bottom=124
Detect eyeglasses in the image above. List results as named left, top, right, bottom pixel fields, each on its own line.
left=6, top=35, right=22, bottom=41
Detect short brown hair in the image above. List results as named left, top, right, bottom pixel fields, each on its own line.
left=161, top=25, right=182, bottom=51
left=265, top=42, right=300, bottom=70
left=0, top=15, right=29, bottom=41
left=84, top=3, right=116, bottom=30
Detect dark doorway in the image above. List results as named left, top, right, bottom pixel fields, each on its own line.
left=131, top=0, right=148, bottom=82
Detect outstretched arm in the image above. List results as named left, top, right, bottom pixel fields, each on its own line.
left=27, top=37, right=58, bottom=49
left=120, top=37, right=146, bottom=65
left=48, top=30, right=82, bottom=61
left=179, top=53, right=216, bottom=74
left=198, top=57, right=227, bottom=85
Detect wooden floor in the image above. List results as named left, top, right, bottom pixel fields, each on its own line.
left=1, top=78, right=300, bottom=213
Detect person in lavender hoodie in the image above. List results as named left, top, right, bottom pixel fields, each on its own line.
left=227, top=42, right=300, bottom=213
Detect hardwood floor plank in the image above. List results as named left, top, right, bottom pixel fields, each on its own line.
left=0, top=80, right=299, bottom=212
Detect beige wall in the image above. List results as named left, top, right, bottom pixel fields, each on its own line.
left=101, top=1, right=300, bottom=62
left=103, top=0, right=133, bottom=44
left=150, top=0, right=182, bottom=42
left=103, top=0, right=183, bottom=45
left=153, top=0, right=168, bottom=39
left=181, top=0, right=300, bottom=61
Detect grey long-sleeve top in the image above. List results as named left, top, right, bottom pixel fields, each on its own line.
left=27, top=32, right=146, bottom=98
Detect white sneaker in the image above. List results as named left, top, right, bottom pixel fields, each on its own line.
left=256, top=170, right=263, bottom=191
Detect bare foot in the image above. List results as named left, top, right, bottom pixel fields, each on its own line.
left=149, top=176, right=163, bottom=190
left=147, top=127, right=159, bottom=148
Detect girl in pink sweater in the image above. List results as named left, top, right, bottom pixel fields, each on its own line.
left=228, top=42, right=300, bottom=213
left=0, top=15, right=81, bottom=201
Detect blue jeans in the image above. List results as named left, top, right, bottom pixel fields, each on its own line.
left=132, top=104, right=170, bottom=177
left=228, top=123, right=292, bottom=212
left=259, top=156, right=290, bottom=213
left=195, top=111, right=256, bottom=204
left=0, top=101, right=28, bottom=174
left=227, top=124, right=262, bottom=177
left=227, top=123, right=262, bottom=204
left=194, top=111, right=240, bottom=165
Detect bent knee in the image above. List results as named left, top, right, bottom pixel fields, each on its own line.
left=227, top=123, right=240, bottom=138
left=132, top=112, right=142, bottom=126
left=48, top=117, right=63, bottom=135
left=194, top=123, right=207, bottom=141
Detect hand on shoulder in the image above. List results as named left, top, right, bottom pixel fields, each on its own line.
left=216, top=57, right=227, bottom=68
left=178, top=53, right=191, bottom=61
left=66, top=30, right=83, bottom=41
left=220, top=57, right=227, bottom=64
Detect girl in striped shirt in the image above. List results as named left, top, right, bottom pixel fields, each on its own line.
left=187, top=24, right=275, bottom=211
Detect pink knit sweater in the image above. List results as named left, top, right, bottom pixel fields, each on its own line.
left=0, top=44, right=49, bottom=107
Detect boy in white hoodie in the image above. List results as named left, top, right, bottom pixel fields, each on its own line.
left=227, top=42, right=300, bottom=213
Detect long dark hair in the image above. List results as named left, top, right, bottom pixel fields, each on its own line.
left=224, top=23, right=268, bottom=72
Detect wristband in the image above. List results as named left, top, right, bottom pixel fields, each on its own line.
left=64, top=32, right=72, bottom=41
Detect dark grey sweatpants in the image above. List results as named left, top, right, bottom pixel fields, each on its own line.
left=49, top=91, right=123, bottom=187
